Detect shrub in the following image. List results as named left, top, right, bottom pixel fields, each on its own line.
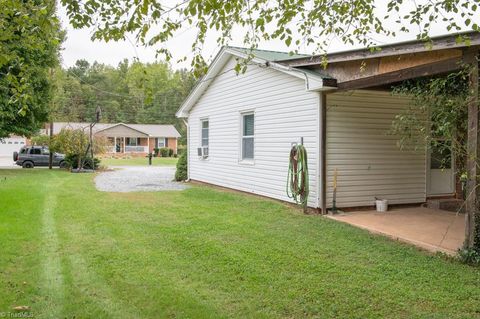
left=168, top=148, right=174, bottom=157
left=65, top=154, right=100, bottom=170
left=458, top=248, right=480, bottom=266
left=153, top=147, right=160, bottom=157
left=177, top=145, right=186, bottom=155
left=31, top=135, right=51, bottom=147
left=159, top=147, right=170, bottom=157
left=175, top=151, right=188, bottom=181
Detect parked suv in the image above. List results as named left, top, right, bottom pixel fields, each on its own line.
left=13, top=146, right=66, bottom=168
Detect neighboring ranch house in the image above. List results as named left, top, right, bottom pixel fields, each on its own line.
left=177, top=32, right=480, bottom=213
left=46, top=122, right=180, bottom=155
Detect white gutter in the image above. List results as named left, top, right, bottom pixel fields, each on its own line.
left=182, top=118, right=190, bottom=182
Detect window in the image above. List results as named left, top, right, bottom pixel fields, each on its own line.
left=241, top=113, right=254, bottom=160
left=431, top=140, right=452, bottom=169
left=30, top=148, right=41, bottom=155
left=201, top=120, right=209, bottom=147
left=157, top=138, right=166, bottom=148
left=126, top=138, right=138, bottom=146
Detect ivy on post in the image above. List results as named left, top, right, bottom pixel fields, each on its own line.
left=465, top=49, right=479, bottom=250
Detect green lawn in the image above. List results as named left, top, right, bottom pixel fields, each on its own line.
left=1, top=169, right=480, bottom=318
left=100, top=156, right=178, bottom=167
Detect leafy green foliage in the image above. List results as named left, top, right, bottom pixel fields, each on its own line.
left=159, top=147, right=173, bottom=157
left=60, top=0, right=479, bottom=73
left=391, top=69, right=470, bottom=171
left=175, top=151, right=188, bottom=181
left=0, top=0, right=63, bottom=138
left=51, top=59, right=194, bottom=144
left=64, top=154, right=100, bottom=169
left=458, top=248, right=480, bottom=266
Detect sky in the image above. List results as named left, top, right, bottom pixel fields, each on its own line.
left=58, top=2, right=479, bottom=70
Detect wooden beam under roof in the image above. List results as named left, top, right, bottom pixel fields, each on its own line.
left=336, top=56, right=464, bottom=90
left=283, top=32, right=480, bottom=67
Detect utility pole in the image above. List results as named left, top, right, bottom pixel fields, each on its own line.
left=89, top=106, right=101, bottom=171
left=48, top=122, right=53, bottom=169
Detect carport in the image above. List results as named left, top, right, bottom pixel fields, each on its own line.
left=282, top=32, right=479, bottom=249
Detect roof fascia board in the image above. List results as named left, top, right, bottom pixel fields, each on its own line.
left=176, top=47, right=232, bottom=118
left=95, top=123, right=150, bottom=136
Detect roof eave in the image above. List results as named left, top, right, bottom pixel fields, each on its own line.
left=175, top=47, right=338, bottom=118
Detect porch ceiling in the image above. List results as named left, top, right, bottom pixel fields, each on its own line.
left=327, top=207, right=465, bottom=255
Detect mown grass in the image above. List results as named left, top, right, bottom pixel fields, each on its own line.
left=100, top=157, right=178, bottom=167
left=0, top=169, right=479, bottom=318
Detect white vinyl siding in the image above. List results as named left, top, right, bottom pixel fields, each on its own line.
left=188, top=57, right=319, bottom=207
left=326, top=90, right=426, bottom=208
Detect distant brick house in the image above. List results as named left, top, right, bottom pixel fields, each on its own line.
left=45, top=122, right=180, bottom=155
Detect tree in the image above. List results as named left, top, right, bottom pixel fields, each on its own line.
left=0, top=0, right=63, bottom=138
left=53, top=128, right=90, bottom=169
left=60, top=0, right=479, bottom=74
left=51, top=60, right=195, bottom=143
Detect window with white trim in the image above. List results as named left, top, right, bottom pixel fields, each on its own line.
left=241, top=113, right=254, bottom=160
left=201, top=120, right=209, bottom=147
left=157, top=138, right=166, bottom=148
left=126, top=137, right=138, bottom=146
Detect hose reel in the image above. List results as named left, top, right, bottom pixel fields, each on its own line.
left=287, top=142, right=309, bottom=209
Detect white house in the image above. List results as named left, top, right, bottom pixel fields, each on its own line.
left=177, top=33, right=480, bottom=212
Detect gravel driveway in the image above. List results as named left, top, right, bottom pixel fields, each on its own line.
left=95, top=166, right=188, bottom=192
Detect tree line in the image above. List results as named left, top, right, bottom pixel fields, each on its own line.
left=51, top=59, right=196, bottom=144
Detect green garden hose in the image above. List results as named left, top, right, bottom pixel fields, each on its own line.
left=286, top=144, right=309, bottom=208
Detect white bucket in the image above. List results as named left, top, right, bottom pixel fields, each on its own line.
left=375, top=199, right=388, bottom=212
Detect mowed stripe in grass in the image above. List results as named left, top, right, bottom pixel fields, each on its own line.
left=0, top=169, right=480, bottom=318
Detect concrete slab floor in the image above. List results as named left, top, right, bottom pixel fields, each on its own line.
left=327, top=207, right=465, bottom=255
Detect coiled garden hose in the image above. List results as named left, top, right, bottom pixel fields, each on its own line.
left=287, top=144, right=309, bottom=208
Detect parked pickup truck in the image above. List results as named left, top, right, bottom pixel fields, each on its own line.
left=13, top=146, right=67, bottom=168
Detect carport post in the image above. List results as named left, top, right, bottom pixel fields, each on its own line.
left=465, top=50, right=479, bottom=248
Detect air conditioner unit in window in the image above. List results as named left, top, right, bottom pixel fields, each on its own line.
left=197, top=147, right=209, bottom=158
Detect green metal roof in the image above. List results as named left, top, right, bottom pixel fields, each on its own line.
left=227, top=46, right=309, bottom=62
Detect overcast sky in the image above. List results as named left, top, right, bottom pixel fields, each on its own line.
left=58, top=3, right=479, bottom=70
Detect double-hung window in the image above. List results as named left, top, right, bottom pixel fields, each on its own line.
left=241, top=113, right=254, bottom=160
left=200, top=119, right=209, bottom=158
left=126, top=138, right=138, bottom=146
left=201, top=120, right=209, bottom=147
left=157, top=138, right=166, bottom=148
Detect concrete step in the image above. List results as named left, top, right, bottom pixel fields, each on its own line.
left=424, top=198, right=465, bottom=213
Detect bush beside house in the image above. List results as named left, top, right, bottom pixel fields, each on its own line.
left=175, top=151, right=188, bottom=181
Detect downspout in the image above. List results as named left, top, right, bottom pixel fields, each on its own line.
left=268, top=61, right=313, bottom=91
left=182, top=118, right=191, bottom=182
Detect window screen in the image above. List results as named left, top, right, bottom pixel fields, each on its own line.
left=201, top=120, right=209, bottom=147
left=242, top=113, right=254, bottom=160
